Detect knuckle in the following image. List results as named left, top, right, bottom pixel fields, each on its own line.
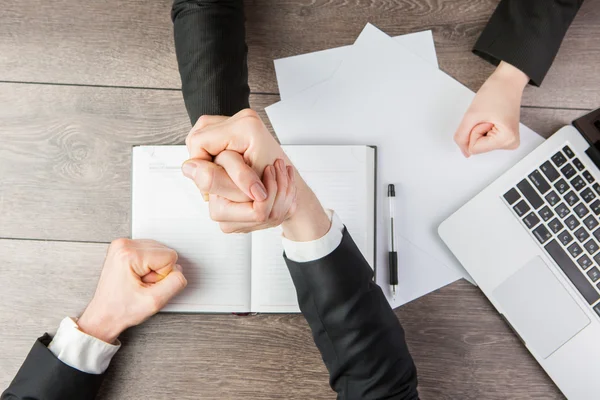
left=110, top=238, right=130, bottom=250
left=175, top=273, right=188, bottom=289
left=114, top=246, right=138, bottom=264
left=254, top=210, right=269, bottom=223
left=237, top=108, right=259, bottom=120
left=220, top=223, right=236, bottom=234
left=197, top=165, right=216, bottom=192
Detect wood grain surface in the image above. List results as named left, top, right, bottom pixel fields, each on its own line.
left=0, top=0, right=598, bottom=109
left=0, top=82, right=587, bottom=243
left=0, top=0, right=596, bottom=397
left=0, top=239, right=564, bottom=399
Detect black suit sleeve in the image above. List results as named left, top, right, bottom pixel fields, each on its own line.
left=285, top=228, right=419, bottom=400
left=473, top=0, right=584, bottom=86
left=1, top=334, right=104, bottom=400
left=172, top=0, right=250, bottom=125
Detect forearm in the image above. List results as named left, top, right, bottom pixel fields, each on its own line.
left=474, top=0, right=584, bottom=86
left=282, top=189, right=418, bottom=399
left=172, top=0, right=249, bottom=124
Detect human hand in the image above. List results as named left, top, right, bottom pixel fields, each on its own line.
left=205, top=158, right=297, bottom=233
left=77, top=239, right=187, bottom=343
left=181, top=109, right=330, bottom=241
left=182, top=110, right=291, bottom=203
left=454, top=61, right=529, bottom=157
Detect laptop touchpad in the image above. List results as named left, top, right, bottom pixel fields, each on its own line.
left=493, top=256, right=590, bottom=359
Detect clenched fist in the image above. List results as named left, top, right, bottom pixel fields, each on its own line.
left=77, top=239, right=187, bottom=343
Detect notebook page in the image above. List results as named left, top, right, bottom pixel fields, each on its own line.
left=132, top=146, right=252, bottom=313
left=250, top=146, right=375, bottom=313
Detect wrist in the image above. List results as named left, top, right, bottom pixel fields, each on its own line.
left=282, top=176, right=331, bottom=242
left=492, top=61, right=529, bottom=90
left=77, top=303, right=124, bottom=344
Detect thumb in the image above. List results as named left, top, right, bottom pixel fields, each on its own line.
left=454, top=117, right=490, bottom=158
left=148, top=264, right=187, bottom=310
left=182, top=159, right=252, bottom=202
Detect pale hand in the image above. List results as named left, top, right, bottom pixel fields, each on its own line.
left=77, top=239, right=187, bottom=343
left=181, top=109, right=331, bottom=240
left=454, top=61, right=530, bottom=157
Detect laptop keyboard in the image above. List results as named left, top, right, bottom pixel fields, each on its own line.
left=504, top=145, right=600, bottom=318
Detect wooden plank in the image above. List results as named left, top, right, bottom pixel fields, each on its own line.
left=0, top=82, right=587, bottom=242
left=0, top=82, right=278, bottom=242
left=0, top=239, right=564, bottom=399
left=0, top=0, right=598, bottom=109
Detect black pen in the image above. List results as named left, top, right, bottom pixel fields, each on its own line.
left=388, top=184, right=398, bottom=298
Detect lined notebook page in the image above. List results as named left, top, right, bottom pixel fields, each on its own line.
left=250, top=146, right=375, bottom=313
left=132, top=146, right=252, bottom=313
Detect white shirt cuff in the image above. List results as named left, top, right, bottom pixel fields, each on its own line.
left=47, top=317, right=121, bottom=375
left=282, top=209, right=344, bottom=262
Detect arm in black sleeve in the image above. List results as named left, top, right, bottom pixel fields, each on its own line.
left=1, top=334, right=104, bottom=400
left=473, top=0, right=584, bottom=86
left=172, top=0, right=250, bottom=125
left=285, top=228, right=419, bottom=400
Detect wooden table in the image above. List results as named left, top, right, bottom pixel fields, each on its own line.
left=1, top=1, right=598, bottom=398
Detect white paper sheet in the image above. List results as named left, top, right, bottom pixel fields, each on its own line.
left=266, top=24, right=545, bottom=309
left=275, top=30, right=438, bottom=100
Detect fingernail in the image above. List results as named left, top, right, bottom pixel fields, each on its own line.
left=182, top=161, right=197, bottom=179
left=277, top=159, right=285, bottom=173
left=250, top=182, right=268, bottom=201
left=202, top=193, right=209, bottom=202
left=287, top=166, right=294, bottom=182
left=174, top=264, right=183, bottom=272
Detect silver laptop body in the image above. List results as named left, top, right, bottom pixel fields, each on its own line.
left=440, top=124, right=600, bottom=399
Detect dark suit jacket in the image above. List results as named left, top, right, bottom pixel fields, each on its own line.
left=1, top=230, right=419, bottom=400
left=473, top=0, right=583, bottom=86
left=2, top=0, right=583, bottom=398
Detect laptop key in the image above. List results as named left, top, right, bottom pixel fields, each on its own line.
left=513, top=200, right=530, bottom=217
left=584, top=239, right=599, bottom=255
left=532, top=224, right=551, bottom=244
left=583, top=170, right=595, bottom=184
left=545, top=240, right=600, bottom=304
left=587, top=267, right=600, bottom=282
left=551, top=151, right=567, bottom=168
left=592, top=200, right=600, bottom=215
left=558, top=230, right=574, bottom=246
left=564, top=191, right=579, bottom=207
left=555, top=203, right=570, bottom=219
left=517, top=179, right=543, bottom=209
left=595, top=303, right=600, bottom=317
left=568, top=243, right=583, bottom=258
left=539, top=206, right=553, bottom=222
left=554, top=179, right=569, bottom=195
left=545, top=191, right=560, bottom=206
left=573, top=158, right=585, bottom=171
left=574, top=203, right=590, bottom=218
left=581, top=188, right=596, bottom=203
left=561, top=163, right=576, bottom=180
left=541, top=161, right=560, bottom=182
left=528, top=170, right=551, bottom=194
left=565, top=215, right=580, bottom=231
left=578, top=255, right=593, bottom=270
left=503, top=188, right=521, bottom=205
left=583, top=215, right=599, bottom=231
left=571, top=176, right=586, bottom=191
left=575, top=227, right=590, bottom=243
left=593, top=183, right=600, bottom=196
left=523, top=212, right=540, bottom=229
left=563, top=146, right=575, bottom=158
left=548, top=218, right=564, bottom=234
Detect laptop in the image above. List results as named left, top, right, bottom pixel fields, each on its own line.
left=439, top=108, right=600, bottom=399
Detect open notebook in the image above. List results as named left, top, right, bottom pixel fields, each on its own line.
left=132, top=145, right=375, bottom=313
